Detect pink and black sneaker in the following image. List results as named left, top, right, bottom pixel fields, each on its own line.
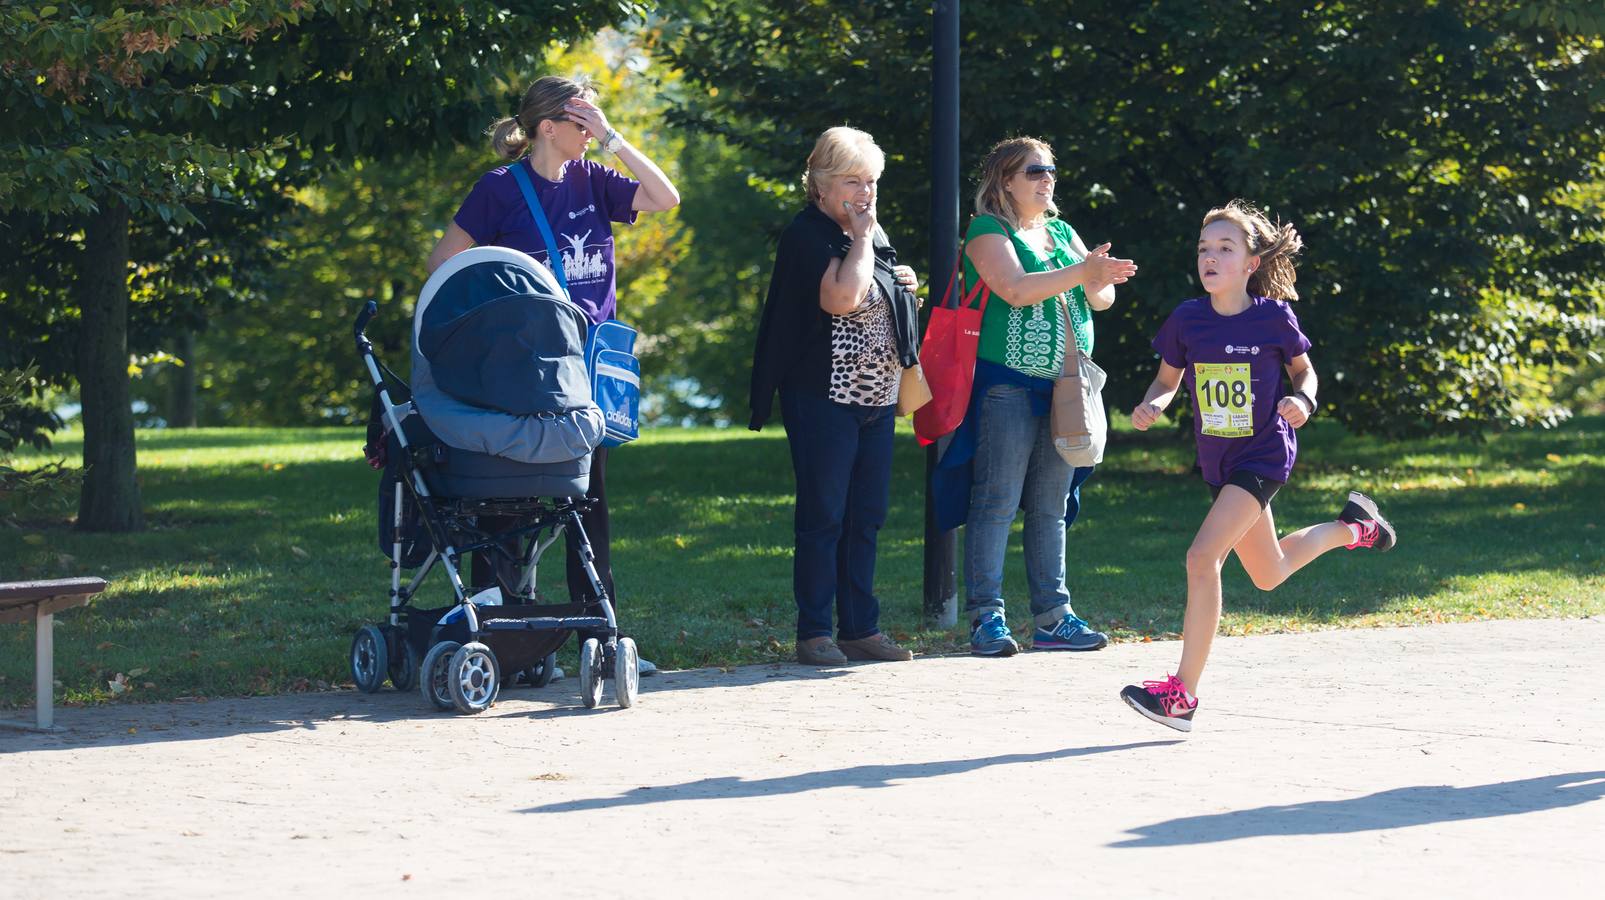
left=1338, top=491, right=1396, bottom=551
left=1120, top=675, right=1198, bottom=732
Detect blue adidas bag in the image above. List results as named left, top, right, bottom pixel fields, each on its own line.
left=511, top=162, right=642, bottom=447
left=586, top=319, right=640, bottom=447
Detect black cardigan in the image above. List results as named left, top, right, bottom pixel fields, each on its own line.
left=748, top=203, right=921, bottom=430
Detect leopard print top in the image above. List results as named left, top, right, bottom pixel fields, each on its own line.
left=827, top=280, right=901, bottom=407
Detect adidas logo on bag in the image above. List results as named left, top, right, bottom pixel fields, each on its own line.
left=606, top=408, right=635, bottom=428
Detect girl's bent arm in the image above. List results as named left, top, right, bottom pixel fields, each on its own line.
left=1132, top=362, right=1184, bottom=431
left=1279, top=354, right=1317, bottom=427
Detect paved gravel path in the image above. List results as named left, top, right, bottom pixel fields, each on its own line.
left=3, top=617, right=1602, bottom=898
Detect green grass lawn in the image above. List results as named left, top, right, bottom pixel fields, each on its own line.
left=3, top=416, right=1602, bottom=708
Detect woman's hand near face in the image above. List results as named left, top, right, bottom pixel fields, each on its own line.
left=563, top=97, right=611, bottom=140
left=843, top=197, right=877, bottom=240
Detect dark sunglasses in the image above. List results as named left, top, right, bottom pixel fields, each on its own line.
left=1021, top=164, right=1058, bottom=180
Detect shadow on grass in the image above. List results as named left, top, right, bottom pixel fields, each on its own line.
left=1110, top=772, right=1605, bottom=847
left=519, top=740, right=1184, bottom=814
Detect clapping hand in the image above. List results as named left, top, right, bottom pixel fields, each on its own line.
left=1082, top=242, right=1137, bottom=291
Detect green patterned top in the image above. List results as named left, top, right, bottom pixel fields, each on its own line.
left=962, top=214, right=1094, bottom=379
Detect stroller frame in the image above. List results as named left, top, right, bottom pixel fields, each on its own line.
left=351, top=301, right=639, bottom=713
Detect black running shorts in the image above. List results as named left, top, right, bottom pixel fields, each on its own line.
left=1208, top=469, right=1284, bottom=510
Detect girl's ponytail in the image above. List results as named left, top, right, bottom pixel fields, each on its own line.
left=1250, top=221, right=1302, bottom=301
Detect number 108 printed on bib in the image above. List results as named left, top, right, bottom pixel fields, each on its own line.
left=1195, top=363, right=1253, bottom=438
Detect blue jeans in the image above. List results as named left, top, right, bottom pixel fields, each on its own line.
left=963, top=383, right=1095, bottom=626
left=780, top=388, right=896, bottom=642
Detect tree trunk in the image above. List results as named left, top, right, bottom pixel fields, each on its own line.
left=76, top=200, right=144, bottom=532
left=169, top=329, right=197, bottom=428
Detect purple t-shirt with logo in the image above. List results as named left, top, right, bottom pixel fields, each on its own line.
left=1152, top=296, right=1313, bottom=485
left=452, top=157, right=640, bottom=324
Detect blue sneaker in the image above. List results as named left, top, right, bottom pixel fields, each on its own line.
left=1032, top=613, right=1108, bottom=651
left=969, top=610, right=1019, bottom=657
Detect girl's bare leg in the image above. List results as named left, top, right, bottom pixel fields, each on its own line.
left=1176, top=486, right=1264, bottom=694
left=1231, top=509, right=1353, bottom=591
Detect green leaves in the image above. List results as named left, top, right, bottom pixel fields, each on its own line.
left=658, top=0, right=1605, bottom=435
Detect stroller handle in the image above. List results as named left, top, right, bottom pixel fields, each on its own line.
left=354, top=301, right=378, bottom=355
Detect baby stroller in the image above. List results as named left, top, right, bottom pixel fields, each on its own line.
left=350, top=246, right=639, bottom=714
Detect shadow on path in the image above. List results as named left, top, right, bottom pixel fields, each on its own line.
left=1111, top=771, right=1605, bottom=847
left=520, top=741, right=1183, bottom=814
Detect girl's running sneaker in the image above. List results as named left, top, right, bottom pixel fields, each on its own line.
left=1120, top=674, right=1198, bottom=732
left=1337, top=491, right=1396, bottom=551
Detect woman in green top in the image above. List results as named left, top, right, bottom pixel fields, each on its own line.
left=960, top=137, right=1137, bottom=657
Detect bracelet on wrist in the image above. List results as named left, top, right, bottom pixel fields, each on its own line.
left=602, top=129, right=624, bottom=154
left=1294, top=390, right=1318, bottom=415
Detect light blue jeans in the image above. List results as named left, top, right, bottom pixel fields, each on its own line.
left=963, top=383, right=1095, bottom=628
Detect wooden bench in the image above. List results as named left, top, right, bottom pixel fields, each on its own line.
left=0, top=577, right=108, bottom=730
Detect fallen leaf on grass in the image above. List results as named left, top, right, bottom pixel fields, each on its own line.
left=290, top=546, right=310, bottom=559
left=1546, top=453, right=1563, bottom=463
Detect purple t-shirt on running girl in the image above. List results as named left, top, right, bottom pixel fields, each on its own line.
left=1152, top=296, right=1313, bottom=486
left=452, top=157, right=640, bottom=324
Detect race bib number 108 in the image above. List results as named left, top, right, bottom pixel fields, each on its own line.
left=1195, top=363, right=1253, bottom=438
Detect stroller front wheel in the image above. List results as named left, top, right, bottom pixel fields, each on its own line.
left=578, top=638, right=604, bottom=709
left=614, top=637, right=639, bottom=709
left=447, top=642, right=501, bottom=714
left=350, top=625, right=388, bottom=694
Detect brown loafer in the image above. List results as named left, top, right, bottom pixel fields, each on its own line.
left=797, top=636, right=849, bottom=666
left=838, top=633, right=913, bottom=662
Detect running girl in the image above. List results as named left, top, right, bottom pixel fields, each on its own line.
left=1121, top=199, right=1395, bottom=733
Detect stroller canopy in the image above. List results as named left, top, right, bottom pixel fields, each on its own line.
left=409, top=247, right=604, bottom=466
left=416, top=246, right=591, bottom=415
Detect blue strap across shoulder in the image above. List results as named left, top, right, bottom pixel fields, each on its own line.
left=509, top=160, right=569, bottom=298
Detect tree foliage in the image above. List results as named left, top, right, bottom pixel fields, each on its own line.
left=656, top=0, right=1605, bottom=435
left=0, top=0, right=642, bottom=527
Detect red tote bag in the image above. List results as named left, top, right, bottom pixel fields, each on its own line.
left=913, top=252, right=991, bottom=445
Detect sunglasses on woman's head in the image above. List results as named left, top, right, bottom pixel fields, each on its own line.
left=1021, top=164, right=1057, bottom=181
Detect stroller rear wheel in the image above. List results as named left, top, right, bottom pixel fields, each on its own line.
left=529, top=651, right=559, bottom=688
left=388, top=633, right=420, bottom=692
left=447, top=642, right=501, bottom=714
left=350, top=625, right=388, bottom=694
left=579, top=638, right=604, bottom=709
left=420, top=640, right=461, bottom=711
